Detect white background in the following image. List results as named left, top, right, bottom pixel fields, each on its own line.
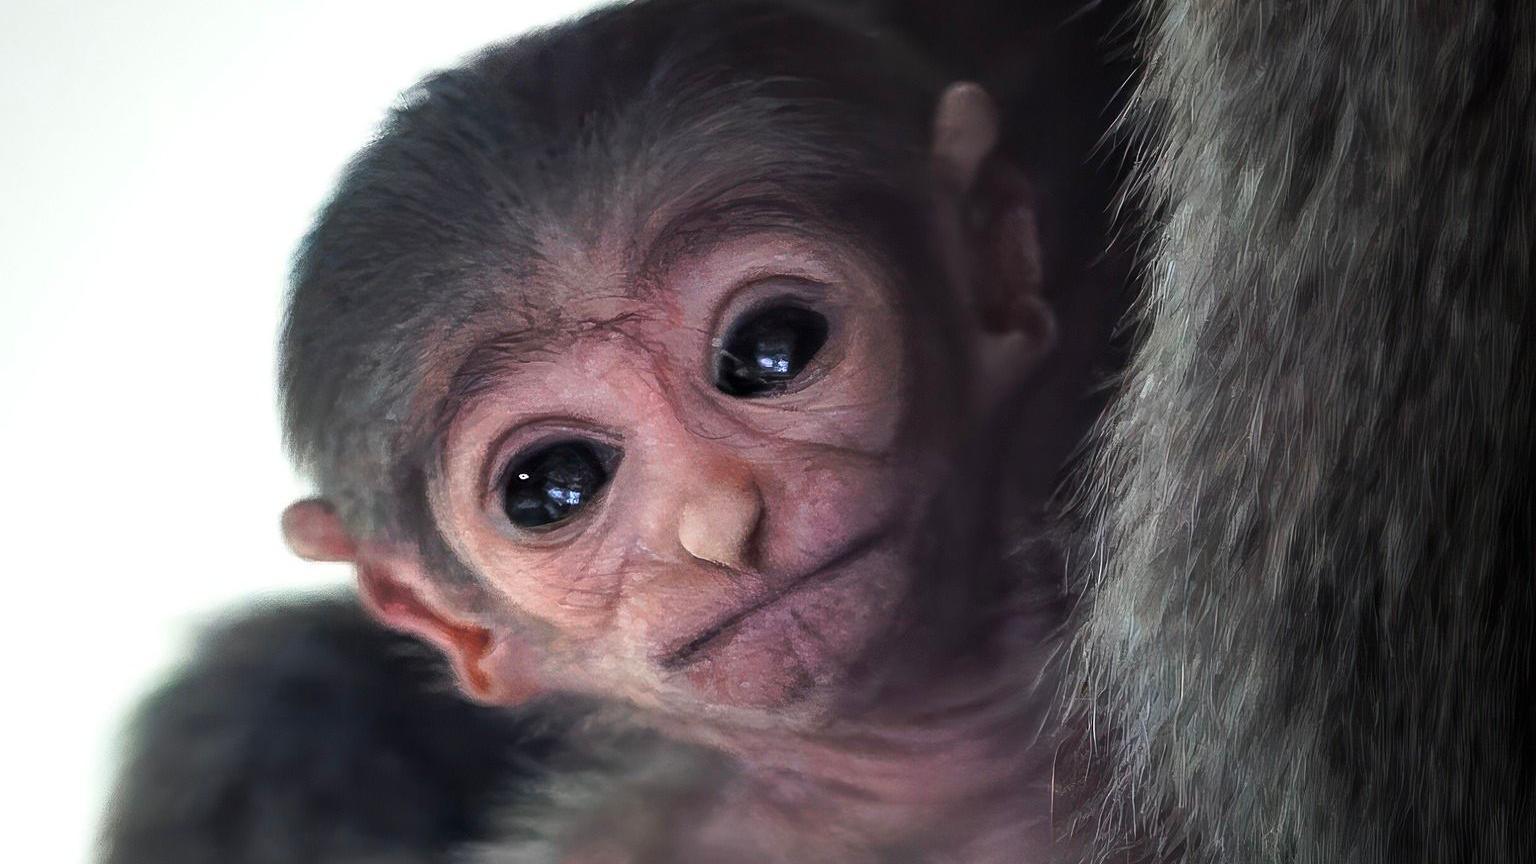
left=0, top=2, right=598, bottom=860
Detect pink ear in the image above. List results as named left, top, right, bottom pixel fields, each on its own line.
left=932, top=81, right=1000, bottom=193
left=283, top=497, right=548, bottom=705
left=281, top=498, right=358, bottom=562
left=356, top=558, right=548, bottom=706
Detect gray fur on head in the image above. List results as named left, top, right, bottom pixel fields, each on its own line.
left=1075, top=1, right=1535, bottom=862
left=277, top=0, right=941, bottom=576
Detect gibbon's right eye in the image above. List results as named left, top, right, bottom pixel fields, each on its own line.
left=502, top=439, right=616, bottom=530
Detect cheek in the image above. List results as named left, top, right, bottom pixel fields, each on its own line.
left=475, top=554, right=665, bottom=700
left=441, top=494, right=630, bottom=641
left=806, top=311, right=910, bottom=452
left=757, top=453, right=903, bottom=569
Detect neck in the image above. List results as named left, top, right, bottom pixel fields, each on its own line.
left=677, top=568, right=1072, bottom=859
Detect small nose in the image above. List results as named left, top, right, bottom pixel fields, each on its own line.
left=675, top=460, right=764, bottom=571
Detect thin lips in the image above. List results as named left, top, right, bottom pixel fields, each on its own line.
left=656, top=527, right=888, bottom=671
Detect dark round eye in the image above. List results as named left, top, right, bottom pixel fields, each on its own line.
left=502, top=440, right=615, bottom=530
left=714, top=304, right=830, bottom=398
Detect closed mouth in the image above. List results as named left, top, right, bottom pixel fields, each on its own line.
left=656, top=528, right=888, bottom=671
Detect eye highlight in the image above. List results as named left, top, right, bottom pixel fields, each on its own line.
left=714, top=304, right=830, bottom=397
left=501, top=439, right=617, bottom=530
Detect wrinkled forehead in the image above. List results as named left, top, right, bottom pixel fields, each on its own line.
left=404, top=186, right=917, bottom=450
left=342, top=88, right=927, bottom=405
left=387, top=102, right=936, bottom=432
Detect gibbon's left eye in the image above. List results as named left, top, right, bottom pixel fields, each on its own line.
left=714, top=303, right=830, bottom=398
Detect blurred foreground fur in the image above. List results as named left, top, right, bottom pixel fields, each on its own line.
left=1074, top=0, right=1535, bottom=862
left=97, top=596, right=577, bottom=863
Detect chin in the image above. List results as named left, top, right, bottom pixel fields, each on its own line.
left=655, top=557, right=911, bottom=724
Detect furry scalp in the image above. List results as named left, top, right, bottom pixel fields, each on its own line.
left=1076, top=2, right=1535, bottom=862
left=278, top=0, right=941, bottom=566
left=96, top=596, right=574, bottom=864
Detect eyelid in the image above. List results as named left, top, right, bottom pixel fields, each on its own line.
left=709, top=274, right=833, bottom=332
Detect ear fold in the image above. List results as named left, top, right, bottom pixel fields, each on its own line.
left=975, top=169, right=1052, bottom=345
left=281, top=498, right=546, bottom=705
left=930, top=82, right=1056, bottom=388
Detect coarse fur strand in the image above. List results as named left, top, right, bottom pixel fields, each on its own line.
left=1074, top=1, right=1535, bottom=862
